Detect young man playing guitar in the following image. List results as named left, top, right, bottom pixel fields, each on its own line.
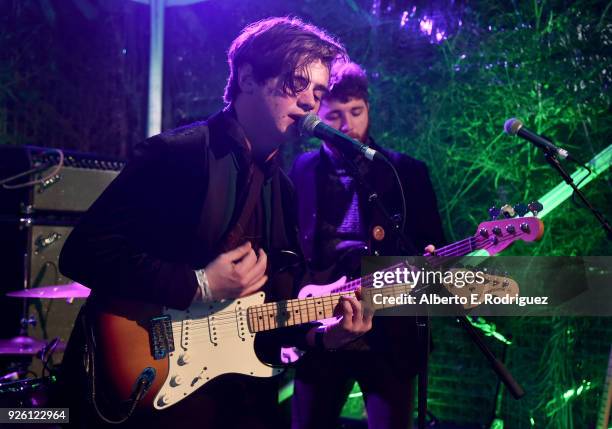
left=289, top=62, right=445, bottom=429
left=55, top=18, right=373, bottom=428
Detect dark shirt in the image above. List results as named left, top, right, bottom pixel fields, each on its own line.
left=292, top=137, right=446, bottom=279
left=59, top=108, right=296, bottom=309
left=314, top=144, right=369, bottom=274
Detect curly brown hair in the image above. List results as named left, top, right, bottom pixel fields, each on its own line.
left=325, top=62, right=369, bottom=103
left=223, top=16, right=347, bottom=104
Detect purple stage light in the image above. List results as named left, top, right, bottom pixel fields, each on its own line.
left=419, top=16, right=433, bottom=36
left=400, top=11, right=409, bottom=27
left=396, top=2, right=464, bottom=46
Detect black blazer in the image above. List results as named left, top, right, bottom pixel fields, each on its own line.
left=290, top=141, right=446, bottom=270
left=289, top=141, right=446, bottom=367
left=59, top=110, right=302, bottom=310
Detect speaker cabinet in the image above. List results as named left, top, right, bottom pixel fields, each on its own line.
left=26, top=224, right=84, bottom=376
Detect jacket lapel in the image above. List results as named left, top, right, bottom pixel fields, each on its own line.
left=293, top=151, right=321, bottom=263
left=195, top=112, right=240, bottom=258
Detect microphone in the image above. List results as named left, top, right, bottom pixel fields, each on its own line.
left=504, top=118, right=572, bottom=160
left=296, top=113, right=384, bottom=162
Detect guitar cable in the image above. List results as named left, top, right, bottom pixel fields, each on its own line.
left=82, top=307, right=154, bottom=424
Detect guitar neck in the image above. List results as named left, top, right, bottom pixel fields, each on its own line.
left=325, top=236, right=482, bottom=296
left=247, top=217, right=543, bottom=333
left=247, top=292, right=353, bottom=333
left=321, top=216, right=544, bottom=297
left=247, top=284, right=417, bottom=333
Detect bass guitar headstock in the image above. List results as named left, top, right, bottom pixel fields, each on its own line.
left=476, top=202, right=544, bottom=255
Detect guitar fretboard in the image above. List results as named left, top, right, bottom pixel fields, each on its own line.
left=246, top=284, right=418, bottom=333
left=332, top=218, right=543, bottom=293
left=247, top=292, right=354, bottom=332
left=325, top=237, right=482, bottom=297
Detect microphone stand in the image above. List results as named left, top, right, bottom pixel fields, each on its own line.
left=543, top=151, right=612, bottom=239
left=339, top=149, right=525, bottom=429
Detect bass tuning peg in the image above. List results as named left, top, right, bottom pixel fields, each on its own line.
left=528, top=201, right=544, bottom=216
left=513, top=203, right=529, bottom=217
left=488, top=206, right=501, bottom=220
left=500, top=204, right=516, bottom=218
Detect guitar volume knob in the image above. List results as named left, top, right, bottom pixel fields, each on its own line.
left=178, top=353, right=191, bottom=366
left=170, top=375, right=183, bottom=387
left=157, top=394, right=170, bottom=407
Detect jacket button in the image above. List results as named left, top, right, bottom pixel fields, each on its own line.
left=372, top=225, right=385, bottom=241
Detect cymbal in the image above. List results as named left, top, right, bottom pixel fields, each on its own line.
left=0, top=336, right=66, bottom=355
left=0, top=336, right=47, bottom=355
left=6, top=283, right=91, bottom=299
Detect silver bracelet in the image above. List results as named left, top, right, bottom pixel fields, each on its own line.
left=195, top=269, right=213, bottom=302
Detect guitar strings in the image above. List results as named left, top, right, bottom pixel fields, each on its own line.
left=169, top=268, right=507, bottom=342
left=162, top=231, right=526, bottom=347
left=180, top=293, right=348, bottom=328
left=298, top=236, right=483, bottom=295
left=165, top=233, right=521, bottom=331
left=171, top=294, right=348, bottom=336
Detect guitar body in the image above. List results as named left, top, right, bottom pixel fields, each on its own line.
left=93, top=292, right=283, bottom=411
left=93, top=300, right=168, bottom=410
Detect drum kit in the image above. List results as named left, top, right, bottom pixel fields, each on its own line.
left=0, top=282, right=91, bottom=407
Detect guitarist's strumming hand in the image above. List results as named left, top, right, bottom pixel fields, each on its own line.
left=306, top=288, right=374, bottom=350
left=195, top=241, right=268, bottom=301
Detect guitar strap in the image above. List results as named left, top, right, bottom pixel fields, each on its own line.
left=218, top=164, right=265, bottom=253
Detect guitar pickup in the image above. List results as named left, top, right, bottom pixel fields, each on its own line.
left=150, top=315, right=175, bottom=360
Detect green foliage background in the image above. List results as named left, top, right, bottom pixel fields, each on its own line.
left=1, top=1, right=611, bottom=427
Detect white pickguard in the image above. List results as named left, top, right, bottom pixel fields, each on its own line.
left=154, top=292, right=283, bottom=410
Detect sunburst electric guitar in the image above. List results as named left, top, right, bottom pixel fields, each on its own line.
left=91, top=216, right=541, bottom=412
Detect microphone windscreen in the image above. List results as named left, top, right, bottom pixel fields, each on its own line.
left=298, top=114, right=321, bottom=135
left=504, top=118, right=523, bottom=135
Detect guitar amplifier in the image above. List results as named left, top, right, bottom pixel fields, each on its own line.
left=3, top=221, right=85, bottom=374
left=27, top=222, right=75, bottom=288
left=0, top=145, right=122, bottom=372
left=0, top=145, right=125, bottom=215
left=0, top=218, right=84, bottom=375
left=31, top=153, right=124, bottom=213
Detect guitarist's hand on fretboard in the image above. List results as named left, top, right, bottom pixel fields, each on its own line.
left=424, top=244, right=436, bottom=255
left=306, top=288, right=374, bottom=350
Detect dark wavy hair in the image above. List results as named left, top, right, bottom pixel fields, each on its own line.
left=224, top=17, right=347, bottom=104
left=325, top=62, right=369, bottom=103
